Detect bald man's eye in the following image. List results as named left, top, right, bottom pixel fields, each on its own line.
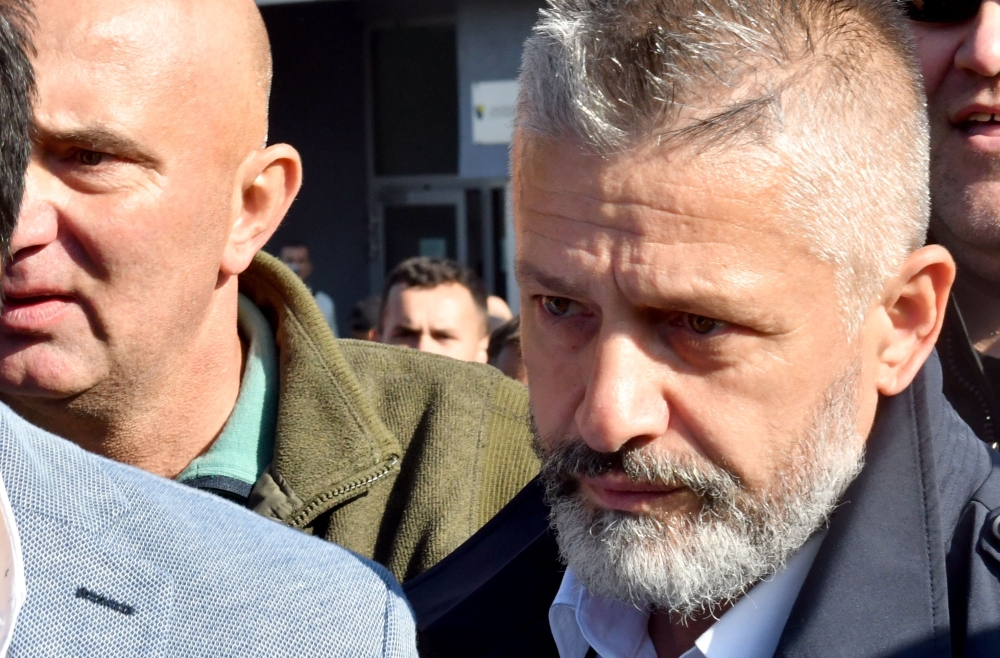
left=541, top=296, right=583, bottom=318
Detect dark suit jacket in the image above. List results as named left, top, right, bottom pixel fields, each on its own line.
left=406, top=354, right=1000, bottom=657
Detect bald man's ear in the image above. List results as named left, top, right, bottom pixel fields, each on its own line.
left=872, top=245, right=955, bottom=396
left=221, top=143, right=303, bottom=276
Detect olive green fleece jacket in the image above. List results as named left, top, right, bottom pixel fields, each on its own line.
left=239, top=252, right=540, bottom=582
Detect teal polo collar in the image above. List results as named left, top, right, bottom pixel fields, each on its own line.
left=177, top=294, right=278, bottom=500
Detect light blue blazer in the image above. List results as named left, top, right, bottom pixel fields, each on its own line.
left=0, top=406, right=417, bottom=657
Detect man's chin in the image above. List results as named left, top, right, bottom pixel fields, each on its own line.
left=550, top=491, right=783, bottom=618
left=0, top=351, right=101, bottom=401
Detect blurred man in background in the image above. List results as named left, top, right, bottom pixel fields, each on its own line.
left=0, top=2, right=417, bottom=655
left=1, top=0, right=537, bottom=582
left=375, top=257, right=490, bottom=363
left=279, top=241, right=337, bottom=335
left=349, top=295, right=381, bottom=340
left=487, top=295, right=513, bottom=334
left=487, top=316, right=526, bottom=384
left=909, top=0, right=1000, bottom=449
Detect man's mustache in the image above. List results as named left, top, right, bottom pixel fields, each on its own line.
left=537, top=438, right=743, bottom=505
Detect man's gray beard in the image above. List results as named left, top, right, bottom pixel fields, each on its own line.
left=536, top=364, right=865, bottom=620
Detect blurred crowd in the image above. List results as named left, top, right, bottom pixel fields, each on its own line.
left=0, top=0, right=997, bottom=657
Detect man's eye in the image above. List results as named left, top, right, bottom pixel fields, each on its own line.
left=76, top=150, right=105, bottom=166
left=542, top=296, right=576, bottom=317
left=684, top=314, right=724, bottom=335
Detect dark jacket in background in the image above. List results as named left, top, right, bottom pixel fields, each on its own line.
left=938, top=296, right=1000, bottom=451
left=406, top=354, right=1000, bottom=657
left=238, top=253, right=540, bottom=582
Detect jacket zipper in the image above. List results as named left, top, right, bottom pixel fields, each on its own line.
left=289, top=455, right=400, bottom=528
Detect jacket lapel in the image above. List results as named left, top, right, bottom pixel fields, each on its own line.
left=11, top=508, right=173, bottom=656
left=0, top=410, right=172, bottom=656
left=240, top=253, right=402, bottom=527
left=775, top=367, right=951, bottom=657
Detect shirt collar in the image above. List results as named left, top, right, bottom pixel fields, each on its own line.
left=549, top=531, right=827, bottom=658
left=0, top=470, right=24, bottom=656
left=177, top=294, right=279, bottom=492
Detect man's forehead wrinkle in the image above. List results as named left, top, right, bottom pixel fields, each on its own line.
left=613, top=245, right=790, bottom=315
left=521, top=171, right=786, bottom=248
left=517, top=225, right=614, bottom=276
left=56, top=1, right=191, bottom=71
left=526, top=162, right=773, bottom=215
left=521, top=193, right=785, bottom=252
left=520, top=224, right=790, bottom=314
left=43, top=0, right=269, bottom=152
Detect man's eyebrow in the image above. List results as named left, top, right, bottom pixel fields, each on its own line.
left=392, top=324, right=421, bottom=335
left=35, top=126, right=159, bottom=167
left=515, top=261, right=588, bottom=299
left=517, top=258, right=772, bottom=325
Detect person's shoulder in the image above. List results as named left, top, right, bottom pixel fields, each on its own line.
left=0, top=407, right=415, bottom=656
left=335, top=339, right=538, bottom=531
left=338, top=338, right=527, bottom=402
left=103, top=452, right=413, bottom=619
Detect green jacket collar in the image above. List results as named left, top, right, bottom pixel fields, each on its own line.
left=239, top=252, right=401, bottom=526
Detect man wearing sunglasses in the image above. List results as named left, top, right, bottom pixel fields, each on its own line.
left=909, top=0, right=1000, bottom=448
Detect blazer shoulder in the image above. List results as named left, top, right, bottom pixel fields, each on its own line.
left=2, top=411, right=416, bottom=657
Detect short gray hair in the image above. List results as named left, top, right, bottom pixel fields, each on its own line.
left=516, top=0, right=930, bottom=330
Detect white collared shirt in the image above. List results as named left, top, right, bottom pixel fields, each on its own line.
left=0, top=471, right=24, bottom=657
left=549, top=532, right=826, bottom=658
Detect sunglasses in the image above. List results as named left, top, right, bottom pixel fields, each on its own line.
left=905, top=0, right=984, bottom=23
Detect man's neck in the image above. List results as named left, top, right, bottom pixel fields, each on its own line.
left=951, top=268, right=1000, bottom=358
left=648, top=607, right=728, bottom=658
left=2, top=286, right=246, bottom=479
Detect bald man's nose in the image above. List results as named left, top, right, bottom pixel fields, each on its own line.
left=574, top=333, right=669, bottom=454
left=10, top=165, right=59, bottom=258
left=956, top=1, right=1000, bottom=77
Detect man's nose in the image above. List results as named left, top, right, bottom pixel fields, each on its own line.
left=956, top=1, right=1000, bottom=77
left=417, top=332, right=443, bottom=355
left=10, top=163, right=59, bottom=258
left=574, top=332, right=669, bottom=454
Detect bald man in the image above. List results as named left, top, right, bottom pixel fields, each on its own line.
left=0, top=2, right=416, bottom=655
left=4, top=0, right=538, bottom=581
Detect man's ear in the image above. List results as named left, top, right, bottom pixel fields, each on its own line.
left=221, top=143, right=303, bottom=276
left=874, top=244, right=955, bottom=396
left=476, top=333, right=490, bottom=365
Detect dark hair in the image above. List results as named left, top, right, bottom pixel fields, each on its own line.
left=379, top=257, right=488, bottom=327
left=487, top=315, right=520, bottom=365
left=349, top=295, right=381, bottom=334
left=0, top=0, right=33, bottom=262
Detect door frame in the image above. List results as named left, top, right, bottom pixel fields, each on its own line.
left=368, top=175, right=507, bottom=295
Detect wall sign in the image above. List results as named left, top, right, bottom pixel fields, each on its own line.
left=471, top=80, right=518, bottom=145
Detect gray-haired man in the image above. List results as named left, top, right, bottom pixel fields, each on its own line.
left=406, top=1, right=1000, bottom=656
